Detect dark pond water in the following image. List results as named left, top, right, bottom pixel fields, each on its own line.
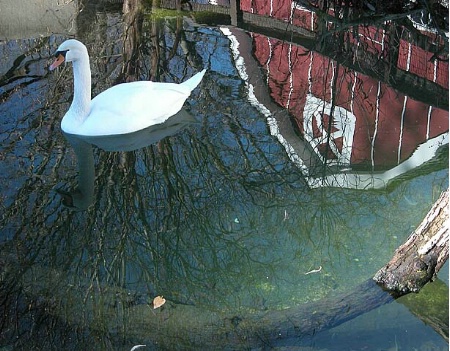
left=0, top=0, right=448, bottom=350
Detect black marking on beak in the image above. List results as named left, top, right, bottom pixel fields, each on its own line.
left=49, top=50, right=68, bottom=71
left=54, top=50, right=68, bottom=58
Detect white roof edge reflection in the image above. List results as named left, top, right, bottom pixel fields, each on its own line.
left=220, top=26, right=311, bottom=176
left=306, top=133, right=448, bottom=189
left=220, top=26, right=449, bottom=190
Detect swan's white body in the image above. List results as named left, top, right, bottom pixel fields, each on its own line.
left=50, top=39, right=206, bottom=136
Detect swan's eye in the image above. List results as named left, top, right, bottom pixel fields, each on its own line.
left=49, top=50, right=68, bottom=70
left=54, top=49, right=69, bottom=58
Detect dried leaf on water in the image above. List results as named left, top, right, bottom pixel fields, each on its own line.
left=153, top=295, right=166, bottom=309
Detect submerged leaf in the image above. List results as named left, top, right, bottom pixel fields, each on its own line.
left=153, top=296, right=166, bottom=309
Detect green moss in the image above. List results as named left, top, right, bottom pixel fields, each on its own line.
left=145, top=6, right=230, bottom=25
left=148, top=7, right=181, bottom=19
left=398, top=278, right=449, bottom=324
left=191, top=11, right=231, bottom=26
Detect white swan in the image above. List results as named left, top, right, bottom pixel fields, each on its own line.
left=50, top=39, right=206, bottom=136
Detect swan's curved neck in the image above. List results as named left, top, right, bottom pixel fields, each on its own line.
left=69, top=56, right=91, bottom=122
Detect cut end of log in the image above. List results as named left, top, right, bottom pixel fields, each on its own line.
left=373, top=189, right=449, bottom=297
left=373, top=253, right=438, bottom=296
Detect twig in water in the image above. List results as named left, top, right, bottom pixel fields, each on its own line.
left=304, top=266, right=322, bottom=275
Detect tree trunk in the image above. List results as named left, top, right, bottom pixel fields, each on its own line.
left=373, top=189, right=449, bottom=296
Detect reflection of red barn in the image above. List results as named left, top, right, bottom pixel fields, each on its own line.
left=252, top=34, right=448, bottom=169
left=397, top=39, right=448, bottom=88
left=240, top=0, right=449, bottom=89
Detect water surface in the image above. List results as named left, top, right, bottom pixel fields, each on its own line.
left=0, top=1, right=448, bottom=350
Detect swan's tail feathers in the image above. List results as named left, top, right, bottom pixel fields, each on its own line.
left=182, top=69, right=206, bottom=92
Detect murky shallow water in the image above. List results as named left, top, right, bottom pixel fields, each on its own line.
left=0, top=1, right=448, bottom=350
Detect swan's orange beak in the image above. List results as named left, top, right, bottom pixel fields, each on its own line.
left=49, top=53, right=66, bottom=71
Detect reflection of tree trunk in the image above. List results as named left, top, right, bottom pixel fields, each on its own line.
left=5, top=191, right=448, bottom=348
left=149, top=16, right=162, bottom=80
left=121, top=0, right=144, bottom=82
left=383, top=22, right=401, bottom=82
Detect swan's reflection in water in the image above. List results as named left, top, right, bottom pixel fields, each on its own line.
left=58, top=109, right=197, bottom=210
left=57, top=135, right=95, bottom=210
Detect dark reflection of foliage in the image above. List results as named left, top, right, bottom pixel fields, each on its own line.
left=0, top=4, right=448, bottom=350
left=296, top=0, right=448, bottom=35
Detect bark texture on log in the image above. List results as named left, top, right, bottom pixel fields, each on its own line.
left=373, top=189, right=449, bottom=296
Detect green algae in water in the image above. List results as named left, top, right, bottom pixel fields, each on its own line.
left=191, top=11, right=231, bottom=26
left=146, top=6, right=230, bottom=26
left=398, top=278, right=449, bottom=327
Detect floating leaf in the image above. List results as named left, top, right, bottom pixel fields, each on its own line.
left=153, top=296, right=166, bottom=309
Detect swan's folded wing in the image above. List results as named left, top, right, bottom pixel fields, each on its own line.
left=83, top=82, right=192, bottom=136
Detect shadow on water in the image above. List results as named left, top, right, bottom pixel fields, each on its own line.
left=0, top=0, right=448, bottom=350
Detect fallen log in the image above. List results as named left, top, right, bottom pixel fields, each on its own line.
left=373, top=189, right=449, bottom=296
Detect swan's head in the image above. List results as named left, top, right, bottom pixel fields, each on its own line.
left=56, top=187, right=93, bottom=211
left=49, top=39, right=88, bottom=71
